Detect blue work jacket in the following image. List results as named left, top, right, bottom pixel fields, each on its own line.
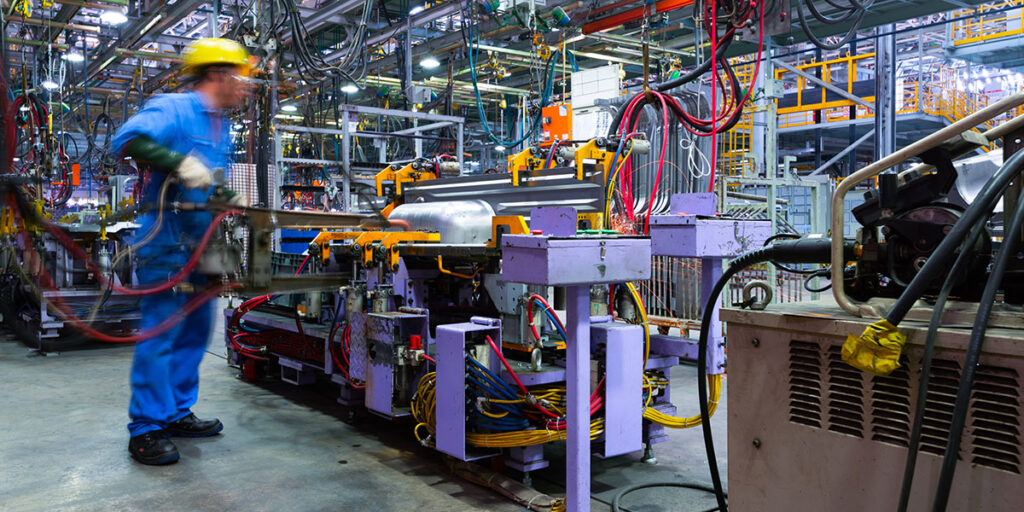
left=111, top=91, right=232, bottom=272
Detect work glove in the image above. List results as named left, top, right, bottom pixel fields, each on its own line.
left=124, top=136, right=212, bottom=190
left=176, top=155, right=213, bottom=190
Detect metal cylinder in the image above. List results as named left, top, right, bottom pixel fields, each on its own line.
left=345, top=285, right=365, bottom=323
left=556, top=144, right=577, bottom=163
left=308, top=291, right=322, bottom=319
left=438, top=161, right=461, bottom=175
left=630, top=139, right=652, bottom=155
left=389, top=199, right=496, bottom=244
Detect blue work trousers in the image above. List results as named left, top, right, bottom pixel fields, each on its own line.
left=128, top=269, right=213, bottom=437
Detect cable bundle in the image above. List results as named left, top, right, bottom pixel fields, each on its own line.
left=606, top=0, right=766, bottom=232
left=279, top=0, right=371, bottom=84
left=797, top=0, right=874, bottom=50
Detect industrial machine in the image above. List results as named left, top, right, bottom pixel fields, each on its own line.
left=215, top=135, right=771, bottom=511
left=710, top=104, right=1024, bottom=511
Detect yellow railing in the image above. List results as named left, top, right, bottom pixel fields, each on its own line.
left=772, top=56, right=1000, bottom=131
left=951, top=0, right=1024, bottom=46
left=774, top=53, right=874, bottom=116
left=721, top=59, right=756, bottom=178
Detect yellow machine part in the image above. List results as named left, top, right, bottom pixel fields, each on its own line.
left=375, top=163, right=438, bottom=197
left=487, top=216, right=530, bottom=248
left=574, top=139, right=617, bottom=182
left=309, top=230, right=439, bottom=270
left=507, top=147, right=544, bottom=186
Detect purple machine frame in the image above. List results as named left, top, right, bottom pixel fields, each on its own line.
left=501, top=207, right=652, bottom=512
left=647, top=193, right=771, bottom=375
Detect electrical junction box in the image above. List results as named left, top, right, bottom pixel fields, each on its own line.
left=406, top=85, right=432, bottom=105
left=541, top=104, right=572, bottom=147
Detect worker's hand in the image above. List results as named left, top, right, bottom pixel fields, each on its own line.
left=176, top=155, right=213, bottom=189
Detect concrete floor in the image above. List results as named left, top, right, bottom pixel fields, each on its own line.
left=0, top=307, right=727, bottom=512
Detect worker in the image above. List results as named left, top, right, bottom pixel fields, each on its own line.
left=111, top=38, right=250, bottom=465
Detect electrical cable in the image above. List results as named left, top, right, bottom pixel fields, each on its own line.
left=931, top=192, right=1024, bottom=511
left=895, top=219, right=990, bottom=512
left=612, top=482, right=725, bottom=512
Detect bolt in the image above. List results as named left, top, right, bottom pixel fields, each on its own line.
left=752, top=338, right=760, bottom=347
left=753, top=438, right=762, bottom=449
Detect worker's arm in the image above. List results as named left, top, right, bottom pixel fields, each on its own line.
left=123, top=137, right=212, bottom=190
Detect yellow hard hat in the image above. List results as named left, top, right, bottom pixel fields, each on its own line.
left=182, top=38, right=250, bottom=76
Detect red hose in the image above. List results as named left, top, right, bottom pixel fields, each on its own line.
left=14, top=215, right=236, bottom=343
left=40, top=209, right=241, bottom=297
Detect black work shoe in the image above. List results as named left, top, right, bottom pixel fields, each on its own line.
left=129, top=432, right=180, bottom=465
left=166, top=413, right=223, bottom=438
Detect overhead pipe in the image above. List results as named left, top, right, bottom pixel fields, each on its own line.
left=6, top=15, right=102, bottom=34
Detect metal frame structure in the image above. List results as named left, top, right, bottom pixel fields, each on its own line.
left=274, top=105, right=464, bottom=212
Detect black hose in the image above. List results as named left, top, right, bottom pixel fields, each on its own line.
left=653, top=30, right=735, bottom=92
left=931, top=188, right=1024, bottom=511
left=887, top=148, right=1024, bottom=326
left=697, top=245, right=778, bottom=512
left=796, top=0, right=867, bottom=50
left=612, top=482, right=724, bottom=512
left=895, top=219, right=989, bottom=512
left=694, top=236, right=856, bottom=512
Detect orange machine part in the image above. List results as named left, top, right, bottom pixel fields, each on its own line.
left=71, top=163, right=81, bottom=186
left=540, top=104, right=572, bottom=147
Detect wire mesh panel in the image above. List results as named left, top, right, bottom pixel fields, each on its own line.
left=639, top=257, right=818, bottom=325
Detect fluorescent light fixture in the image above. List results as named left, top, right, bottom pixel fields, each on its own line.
left=494, top=145, right=506, bottom=153
left=410, top=5, right=425, bottom=15
left=421, top=56, right=440, bottom=69
left=100, top=10, right=128, bottom=25
left=62, top=52, right=85, bottom=63
left=41, top=80, right=59, bottom=90
left=233, top=123, right=244, bottom=130
left=281, top=104, right=298, bottom=112
left=341, top=83, right=359, bottom=94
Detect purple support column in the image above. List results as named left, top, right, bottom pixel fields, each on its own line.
left=565, top=284, right=591, bottom=512
left=701, top=258, right=726, bottom=375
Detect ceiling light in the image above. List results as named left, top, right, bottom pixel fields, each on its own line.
left=342, top=83, right=359, bottom=94
left=494, top=145, right=506, bottom=153
left=421, top=56, right=440, bottom=69
left=409, top=5, right=425, bottom=15
left=41, top=80, right=59, bottom=90
left=233, top=123, right=244, bottom=130
left=62, top=52, right=85, bottom=63
left=281, top=104, right=297, bottom=112
left=100, top=10, right=128, bottom=25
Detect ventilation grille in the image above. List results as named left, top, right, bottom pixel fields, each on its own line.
left=871, top=360, right=911, bottom=447
left=786, top=340, right=1024, bottom=473
left=788, top=340, right=822, bottom=428
left=970, top=366, right=1021, bottom=473
left=919, top=359, right=962, bottom=458
left=826, top=345, right=865, bottom=438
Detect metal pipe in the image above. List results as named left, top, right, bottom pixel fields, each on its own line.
left=6, top=15, right=102, bottom=33
left=52, top=0, right=126, bottom=9
left=897, top=114, right=1024, bottom=182
left=4, top=38, right=69, bottom=50
left=830, top=91, right=1024, bottom=317
left=114, top=48, right=182, bottom=62
left=726, top=191, right=789, bottom=204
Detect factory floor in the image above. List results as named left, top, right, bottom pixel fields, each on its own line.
left=0, top=303, right=728, bottom=512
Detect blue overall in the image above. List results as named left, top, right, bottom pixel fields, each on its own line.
left=111, top=91, right=231, bottom=437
